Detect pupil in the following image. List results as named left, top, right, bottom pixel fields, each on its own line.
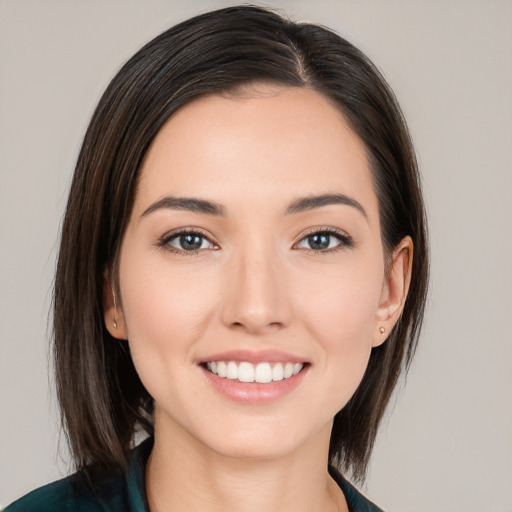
left=309, top=234, right=329, bottom=250
left=180, top=234, right=202, bottom=250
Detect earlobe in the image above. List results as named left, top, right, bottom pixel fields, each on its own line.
left=373, top=236, right=413, bottom=347
left=103, top=271, right=128, bottom=340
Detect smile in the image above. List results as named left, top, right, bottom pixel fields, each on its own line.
left=205, top=361, right=304, bottom=383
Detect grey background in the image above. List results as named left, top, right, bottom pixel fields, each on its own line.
left=1, top=1, right=511, bottom=510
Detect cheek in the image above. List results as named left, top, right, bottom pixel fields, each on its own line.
left=117, top=252, right=225, bottom=422
left=295, top=258, right=384, bottom=392
left=301, top=259, right=382, bottom=336
left=118, top=252, right=220, bottom=367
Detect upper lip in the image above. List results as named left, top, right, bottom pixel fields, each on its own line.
left=198, top=349, right=307, bottom=365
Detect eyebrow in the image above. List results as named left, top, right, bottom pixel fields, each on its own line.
left=141, top=196, right=225, bottom=217
left=285, top=194, right=367, bottom=218
left=141, top=193, right=366, bottom=219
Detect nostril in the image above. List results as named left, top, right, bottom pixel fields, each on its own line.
left=229, top=320, right=284, bottom=333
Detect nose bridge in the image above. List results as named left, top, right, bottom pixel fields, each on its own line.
left=221, top=237, right=289, bottom=333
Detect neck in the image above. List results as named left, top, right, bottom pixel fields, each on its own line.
left=145, top=410, right=347, bottom=512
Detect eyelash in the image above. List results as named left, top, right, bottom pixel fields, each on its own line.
left=293, top=227, right=354, bottom=254
left=158, top=227, right=354, bottom=256
left=158, top=228, right=219, bottom=256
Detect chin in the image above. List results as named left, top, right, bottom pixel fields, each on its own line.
left=193, top=414, right=332, bottom=463
left=206, top=433, right=303, bottom=461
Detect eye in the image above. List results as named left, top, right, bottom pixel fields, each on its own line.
left=295, top=229, right=353, bottom=252
left=160, top=230, right=218, bottom=254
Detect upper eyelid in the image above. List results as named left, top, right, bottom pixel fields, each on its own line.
left=158, top=226, right=353, bottom=247
left=158, top=228, right=219, bottom=253
left=161, top=227, right=216, bottom=242
left=295, top=226, right=352, bottom=241
left=293, top=227, right=354, bottom=251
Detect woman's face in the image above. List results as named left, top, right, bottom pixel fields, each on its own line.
left=108, top=86, right=409, bottom=460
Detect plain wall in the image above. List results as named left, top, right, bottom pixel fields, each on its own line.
left=1, top=1, right=511, bottom=510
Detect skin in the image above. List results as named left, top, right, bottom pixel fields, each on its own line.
left=105, top=85, right=412, bottom=512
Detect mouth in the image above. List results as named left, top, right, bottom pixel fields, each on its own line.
left=198, top=351, right=310, bottom=404
left=202, top=360, right=306, bottom=384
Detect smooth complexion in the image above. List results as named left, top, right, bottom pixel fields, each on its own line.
left=105, top=86, right=412, bottom=512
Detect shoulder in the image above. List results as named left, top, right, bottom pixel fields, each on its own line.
left=3, top=473, right=100, bottom=512
left=3, top=464, right=134, bottom=512
left=4, top=439, right=151, bottom=512
left=329, top=466, right=386, bottom=512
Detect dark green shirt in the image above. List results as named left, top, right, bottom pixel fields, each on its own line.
left=4, top=438, right=384, bottom=512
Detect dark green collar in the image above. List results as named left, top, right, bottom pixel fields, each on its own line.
left=5, top=436, right=384, bottom=512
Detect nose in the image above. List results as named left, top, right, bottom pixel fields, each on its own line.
left=220, top=244, right=291, bottom=335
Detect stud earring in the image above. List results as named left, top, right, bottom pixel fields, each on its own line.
left=113, top=320, right=117, bottom=329
left=379, top=326, right=386, bottom=334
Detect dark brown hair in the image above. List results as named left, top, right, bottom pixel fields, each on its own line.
left=54, top=5, right=428, bottom=482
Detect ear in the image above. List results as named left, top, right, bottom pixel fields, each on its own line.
left=103, top=271, right=128, bottom=340
left=373, top=236, right=413, bottom=347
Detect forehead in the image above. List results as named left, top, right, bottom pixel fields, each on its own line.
left=135, top=85, right=378, bottom=220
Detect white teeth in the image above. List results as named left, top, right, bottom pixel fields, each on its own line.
left=204, top=360, right=304, bottom=383
left=226, top=361, right=238, bottom=379
left=255, top=362, right=272, bottom=383
left=217, top=361, right=227, bottom=378
left=272, top=363, right=284, bottom=381
left=238, top=362, right=255, bottom=383
left=284, top=362, right=294, bottom=378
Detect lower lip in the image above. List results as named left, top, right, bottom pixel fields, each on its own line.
left=200, top=365, right=308, bottom=405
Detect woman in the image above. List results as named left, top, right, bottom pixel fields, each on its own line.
left=5, top=5, right=428, bottom=512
